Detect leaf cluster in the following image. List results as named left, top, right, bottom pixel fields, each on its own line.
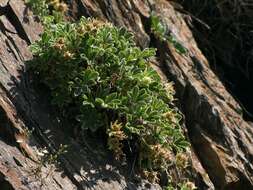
left=28, top=17, right=189, bottom=178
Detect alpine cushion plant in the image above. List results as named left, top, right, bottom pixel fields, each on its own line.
left=28, top=17, right=189, bottom=177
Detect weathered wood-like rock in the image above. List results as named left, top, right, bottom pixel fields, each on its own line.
left=151, top=2, right=253, bottom=189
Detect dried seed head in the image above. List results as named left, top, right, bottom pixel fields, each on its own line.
left=57, top=2, right=68, bottom=13
left=142, top=170, right=160, bottom=183
left=63, top=51, right=74, bottom=59
left=185, top=181, right=197, bottom=190
left=76, top=25, right=86, bottom=35
left=163, top=110, right=178, bottom=124
left=57, top=38, right=65, bottom=44
left=78, top=18, right=112, bottom=34
left=107, top=121, right=127, bottom=160
left=53, top=38, right=65, bottom=51
left=53, top=43, right=64, bottom=51
left=151, top=144, right=172, bottom=162
left=176, top=153, right=188, bottom=168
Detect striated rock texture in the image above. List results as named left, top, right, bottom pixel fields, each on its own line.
left=0, top=0, right=252, bottom=190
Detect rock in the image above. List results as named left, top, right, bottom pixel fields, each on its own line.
left=151, top=1, right=253, bottom=189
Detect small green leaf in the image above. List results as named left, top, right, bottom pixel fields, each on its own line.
left=95, top=98, right=108, bottom=108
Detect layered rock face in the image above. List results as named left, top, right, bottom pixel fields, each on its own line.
left=0, top=0, right=252, bottom=189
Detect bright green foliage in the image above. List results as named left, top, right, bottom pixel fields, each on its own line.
left=150, top=14, right=167, bottom=41
left=151, top=14, right=187, bottom=54
left=28, top=17, right=189, bottom=173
